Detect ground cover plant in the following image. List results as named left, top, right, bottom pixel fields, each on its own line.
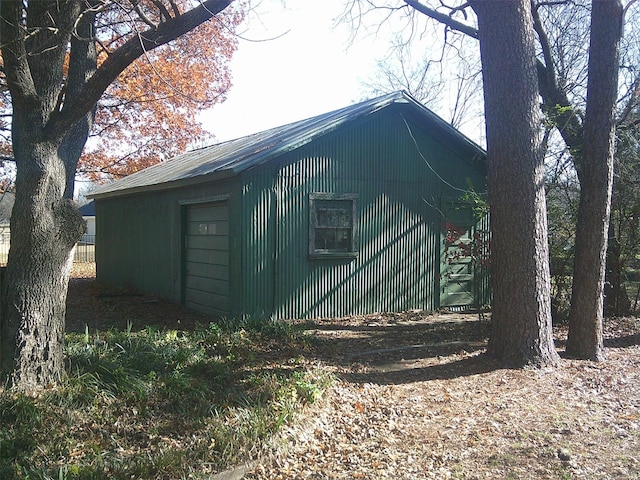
left=2, top=265, right=639, bottom=479
left=0, top=309, right=330, bottom=479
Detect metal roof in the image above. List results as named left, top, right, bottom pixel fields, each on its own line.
left=90, top=91, right=485, bottom=199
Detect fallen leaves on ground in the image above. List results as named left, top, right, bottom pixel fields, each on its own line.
left=67, top=266, right=640, bottom=479
left=247, top=314, right=640, bottom=480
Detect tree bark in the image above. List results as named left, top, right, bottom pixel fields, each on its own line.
left=470, top=0, right=559, bottom=367
left=566, top=0, right=623, bottom=360
left=0, top=127, right=85, bottom=389
left=60, top=8, right=98, bottom=199
left=0, top=0, right=84, bottom=390
left=0, top=0, right=233, bottom=391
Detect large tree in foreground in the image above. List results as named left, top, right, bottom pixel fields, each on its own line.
left=0, top=0, right=236, bottom=391
left=468, top=0, right=559, bottom=367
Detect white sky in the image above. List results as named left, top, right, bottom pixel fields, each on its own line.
left=201, top=1, right=390, bottom=142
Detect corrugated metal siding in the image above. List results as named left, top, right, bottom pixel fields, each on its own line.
left=96, top=179, right=242, bottom=311
left=241, top=182, right=275, bottom=318
left=241, top=109, right=487, bottom=319
left=96, top=192, right=177, bottom=296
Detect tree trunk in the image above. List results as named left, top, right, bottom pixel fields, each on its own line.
left=0, top=112, right=85, bottom=391
left=566, top=0, right=623, bottom=360
left=470, top=0, right=559, bottom=367
left=0, top=0, right=233, bottom=392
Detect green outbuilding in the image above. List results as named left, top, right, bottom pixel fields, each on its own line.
left=89, top=91, right=490, bottom=319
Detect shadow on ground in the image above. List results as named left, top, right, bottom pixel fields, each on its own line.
left=67, top=276, right=640, bottom=387
left=604, top=333, right=640, bottom=348
left=341, top=353, right=501, bottom=385
left=302, top=313, right=498, bottom=385
left=303, top=313, right=640, bottom=385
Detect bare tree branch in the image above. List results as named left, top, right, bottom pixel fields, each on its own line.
left=46, top=0, right=232, bottom=139
left=403, top=0, right=478, bottom=38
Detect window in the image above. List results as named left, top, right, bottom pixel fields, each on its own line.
left=309, top=193, right=358, bottom=258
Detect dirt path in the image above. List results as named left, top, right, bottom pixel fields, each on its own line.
left=246, top=313, right=640, bottom=480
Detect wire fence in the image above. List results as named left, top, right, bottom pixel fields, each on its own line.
left=0, top=234, right=95, bottom=265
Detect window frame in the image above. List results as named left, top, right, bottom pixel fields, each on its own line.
left=308, top=192, right=359, bottom=259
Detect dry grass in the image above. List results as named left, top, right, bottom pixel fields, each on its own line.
left=70, top=262, right=96, bottom=278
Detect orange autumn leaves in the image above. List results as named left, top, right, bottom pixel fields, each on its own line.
left=80, top=3, right=245, bottom=182
left=0, top=1, right=245, bottom=185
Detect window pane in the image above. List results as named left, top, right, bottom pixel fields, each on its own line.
left=317, top=202, right=351, bottom=227
left=334, top=228, right=351, bottom=250
left=310, top=195, right=357, bottom=255
left=314, top=228, right=352, bottom=251
left=316, top=209, right=330, bottom=227
left=315, top=228, right=332, bottom=250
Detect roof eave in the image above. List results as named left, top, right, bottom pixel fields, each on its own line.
left=89, top=168, right=237, bottom=200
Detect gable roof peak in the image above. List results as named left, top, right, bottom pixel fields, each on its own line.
left=89, top=91, right=483, bottom=199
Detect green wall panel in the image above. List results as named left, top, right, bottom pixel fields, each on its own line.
left=240, top=109, right=487, bottom=319
left=96, top=178, right=242, bottom=317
